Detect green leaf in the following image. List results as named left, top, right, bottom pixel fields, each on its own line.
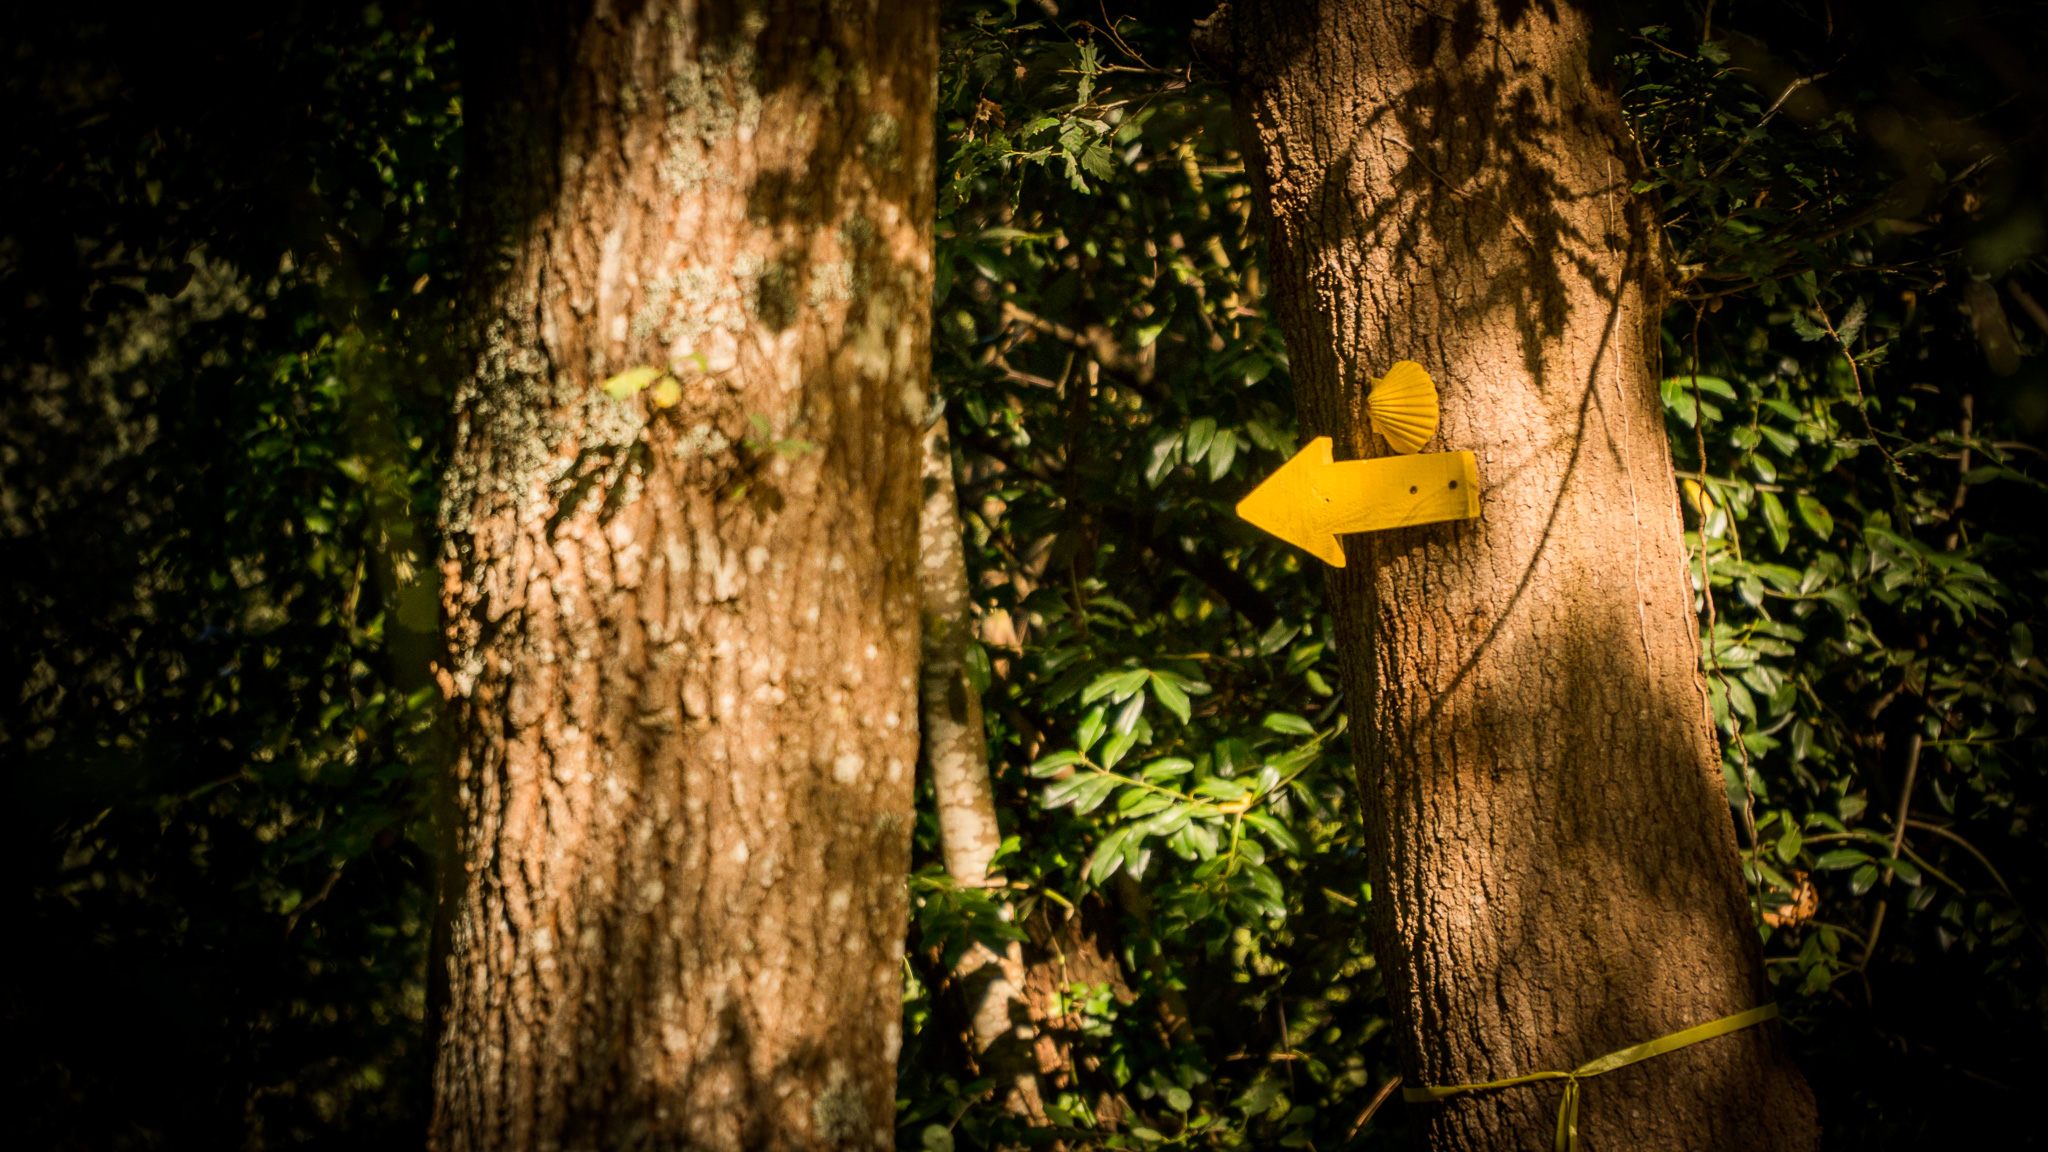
left=963, top=642, right=991, bottom=696
left=1141, top=757, right=1195, bottom=781
left=1669, top=374, right=1737, bottom=399
left=1083, top=668, right=1150, bottom=705
left=1814, top=848, right=1871, bottom=871
left=1076, top=773, right=1121, bottom=813
left=1883, top=857, right=1923, bottom=886
left=1194, top=776, right=1252, bottom=801
left=1041, top=773, right=1092, bottom=809
left=1796, top=494, right=1834, bottom=539
left=1113, top=692, right=1146, bottom=735
left=1164, top=1086, right=1192, bottom=1112
left=1837, top=298, right=1868, bottom=346
left=1849, top=862, right=1881, bottom=896
left=1145, top=433, right=1182, bottom=488
left=1243, top=811, right=1301, bottom=855
left=1776, top=823, right=1803, bottom=863
left=922, top=1125, right=955, bottom=1152
left=1100, top=726, right=1140, bottom=770
left=1761, top=490, right=1790, bottom=552
left=1150, top=672, right=1192, bottom=724
left=1087, top=828, right=1132, bottom=883
left=1207, top=428, right=1239, bottom=480
left=1263, top=712, right=1315, bottom=736
left=1029, top=750, right=1082, bottom=778
left=1235, top=1078, right=1284, bottom=1116
left=1079, top=141, right=1115, bottom=182
left=1789, top=311, right=1830, bottom=341
left=1076, top=705, right=1107, bottom=753
left=1257, top=619, right=1300, bottom=656
left=1185, top=417, right=1217, bottom=463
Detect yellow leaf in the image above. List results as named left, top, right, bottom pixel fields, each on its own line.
left=602, top=366, right=662, bottom=399
left=649, top=376, right=682, bottom=408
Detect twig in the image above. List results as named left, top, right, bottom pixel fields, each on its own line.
left=284, top=867, right=344, bottom=937
left=1705, top=72, right=1829, bottom=182
left=1857, top=731, right=1924, bottom=973
left=1904, top=819, right=2021, bottom=906
left=1816, top=304, right=1903, bottom=473
left=2007, top=280, right=2048, bottom=336
left=1345, top=1075, right=1404, bottom=1142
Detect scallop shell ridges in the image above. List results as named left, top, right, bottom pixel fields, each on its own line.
left=1368, top=360, right=1439, bottom=454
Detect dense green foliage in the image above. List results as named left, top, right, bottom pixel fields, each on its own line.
left=2, top=5, right=455, bottom=1146
left=4, top=2, right=2042, bottom=1150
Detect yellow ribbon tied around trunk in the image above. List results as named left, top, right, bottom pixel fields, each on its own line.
left=1401, top=1003, right=1779, bottom=1152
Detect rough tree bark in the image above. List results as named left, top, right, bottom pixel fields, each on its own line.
left=1202, top=2, right=1820, bottom=1149
left=917, top=414, right=1045, bottom=1119
left=431, top=3, right=934, bottom=1149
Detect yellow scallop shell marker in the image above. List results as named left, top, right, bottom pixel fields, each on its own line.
left=1236, top=361, right=1479, bottom=566
left=1367, top=360, right=1439, bottom=454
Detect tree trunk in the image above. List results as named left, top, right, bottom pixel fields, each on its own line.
left=918, top=413, right=1046, bottom=1119
left=431, top=3, right=934, bottom=1149
left=1205, top=3, right=1819, bottom=1148
left=921, top=416, right=1006, bottom=891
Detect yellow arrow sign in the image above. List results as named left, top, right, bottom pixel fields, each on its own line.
left=1236, top=437, right=1480, bottom=567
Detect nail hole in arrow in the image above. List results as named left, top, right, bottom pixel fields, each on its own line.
left=1408, top=485, right=1418, bottom=494
left=1449, top=480, right=1460, bottom=489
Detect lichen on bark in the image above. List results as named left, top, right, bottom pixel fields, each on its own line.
left=430, top=3, right=937, bottom=1149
